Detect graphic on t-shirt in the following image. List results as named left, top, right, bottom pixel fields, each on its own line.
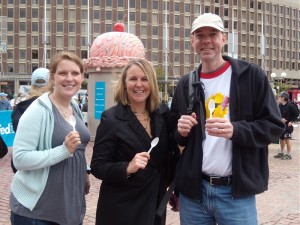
left=205, top=93, right=229, bottom=118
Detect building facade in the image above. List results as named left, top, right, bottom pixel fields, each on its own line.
left=0, top=0, right=299, bottom=95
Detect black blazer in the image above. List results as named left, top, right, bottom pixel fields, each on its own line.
left=0, top=135, right=8, bottom=158
left=91, top=102, right=172, bottom=225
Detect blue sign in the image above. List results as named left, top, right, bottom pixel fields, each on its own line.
left=94, top=82, right=106, bottom=120
left=0, top=110, right=15, bottom=147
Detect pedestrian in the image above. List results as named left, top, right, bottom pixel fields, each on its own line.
left=10, top=67, right=50, bottom=173
left=91, top=58, right=177, bottom=225
left=274, top=91, right=299, bottom=160
left=0, top=135, right=8, bottom=158
left=0, top=92, right=12, bottom=110
left=10, top=51, right=91, bottom=225
left=169, top=13, right=284, bottom=225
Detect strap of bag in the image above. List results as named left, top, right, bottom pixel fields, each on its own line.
left=156, top=179, right=176, bottom=217
left=187, top=70, right=196, bottom=114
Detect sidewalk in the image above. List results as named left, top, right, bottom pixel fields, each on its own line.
left=0, top=126, right=299, bottom=225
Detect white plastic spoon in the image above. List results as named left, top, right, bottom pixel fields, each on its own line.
left=148, top=137, right=159, bottom=154
left=208, top=99, right=215, bottom=119
left=69, top=115, right=76, bottom=131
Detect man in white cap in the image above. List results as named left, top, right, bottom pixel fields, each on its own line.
left=0, top=92, right=12, bottom=111
left=170, top=13, right=284, bottom=225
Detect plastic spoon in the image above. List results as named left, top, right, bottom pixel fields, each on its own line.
left=208, top=99, right=215, bottom=119
left=148, top=137, right=159, bottom=154
left=69, top=115, right=76, bottom=131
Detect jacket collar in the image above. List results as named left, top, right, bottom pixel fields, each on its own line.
left=115, top=102, right=166, bottom=142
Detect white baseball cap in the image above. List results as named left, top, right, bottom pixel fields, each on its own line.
left=31, top=68, right=50, bottom=87
left=191, top=13, right=224, bottom=34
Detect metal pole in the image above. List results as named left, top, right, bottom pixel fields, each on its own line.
left=232, top=8, right=234, bottom=58
left=43, top=0, right=47, bottom=68
left=128, top=0, right=130, bottom=33
left=87, top=0, right=90, bottom=58
left=164, top=0, right=168, bottom=102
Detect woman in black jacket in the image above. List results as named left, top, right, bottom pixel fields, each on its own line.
left=91, top=59, right=174, bottom=225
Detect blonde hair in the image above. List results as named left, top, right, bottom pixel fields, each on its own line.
left=114, top=59, right=160, bottom=113
left=27, top=85, right=50, bottom=99
left=48, top=51, right=83, bottom=93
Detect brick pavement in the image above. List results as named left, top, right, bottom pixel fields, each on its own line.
left=0, top=126, right=299, bottom=225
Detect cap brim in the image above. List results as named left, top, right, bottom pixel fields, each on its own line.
left=191, top=25, right=224, bottom=34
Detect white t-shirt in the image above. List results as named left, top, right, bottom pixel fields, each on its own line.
left=200, top=61, right=233, bottom=176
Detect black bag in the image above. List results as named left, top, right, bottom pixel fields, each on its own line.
left=0, top=135, right=8, bottom=158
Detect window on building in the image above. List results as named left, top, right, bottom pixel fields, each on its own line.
left=152, top=26, right=158, bottom=36
left=19, top=49, right=26, bottom=59
left=205, top=6, right=210, bottom=13
left=32, top=50, right=38, bottom=59
left=130, top=12, right=135, bottom=21
left=250, top=24, right=254, bottom=32
left=152, top=14, right=158, bottom=24
left=174, top=2, right=180, bottom=11
left=56, top=36, right=63, bottom=47
left=32, top=36, right=38, bottom=46
left=174, top=28, right=180, bottom=37
left=106, top=11, right=112, bottom=20
left=185, top=41, right=190, bottom=50
left=20, top=22, right=26, bottom=32
left=20, top=8, right=26, bottom=18
left=32, top=8, right=38, bottom=18
left=81, top=10, right=88, bottom=20
left=32, top=22, right=38, bottom=32
left=69, top=36, right=76, bottom=47
left=258, top=2, right=262, bottom=10
left=94, top=10, right=100, bottom=20
left=129, top=0, right=135, bottom=8
left=250, top=0, right=254, bottom=8
left=20, top=0, right=26, bottom=4
left=7, top=36, right=13, bottom=45
left=106, top=0, right=112, bottom=7
left=141, top=0, right=147, bottom=8
left=57, top=22, right=63, bottom=32
left=153, top=0, right=158, bottom=10
left=215, top=7, right=219, bottom=15
left=69, top=23, right=76, bottom=33
left=117, top=0, right=123, bottom=7
left=69, top=0, right=75, bottom=5
left=151, top=52, right=158, bottom=62
left=224, top=8, right=229, bottom=17
left=94, top=0, right=100, bottom=6
left=152, top=39, right=158, bottom=49
left=117, top=11, right=123, bottom=21
left=57, top=0, right=63, bottom=4
left=8, top=8, right=14, bottom=18
left=19, top=36, right=26, bottom=47
left=174, top=15, right=180, bottom=24
left=174, top=40, right=180, bottom=50
left=174, top=53, right=180, bottom=62
left=93, top=23, right=100, bottom=33
left=141, top=13, right=147, bottom=22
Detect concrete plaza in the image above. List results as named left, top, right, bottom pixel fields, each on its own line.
left=0, top=126, right=299, bottom=225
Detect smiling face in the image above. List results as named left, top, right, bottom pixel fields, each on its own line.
left=52, top=59, right=84, bottom=100
left=191, top=27, right=226, bottom=66
left=125, top=64, right=150, bottom=109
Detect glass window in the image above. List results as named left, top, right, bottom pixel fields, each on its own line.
left=117, top=11, right=123, bottom=21
left=185, top=41, right=190, bottom=50
left=32, top=50, right=38, bottom=59
left=106, top=11, right=112, bottom=20
left=153, top=1, right=158, bottom=9
left=151, top=52, right=158, bottom=62
left=20, top=22, right=26, bottom=32
left=69, top=0, right=75, bottom=5
left=141, top=0, right=147, bottom=8
left=57, top=9, right=63, bottom=20
left=152, top=39, right=158, bottom=49
left=94, top=0, right=100, bottom=6
left=152, top=26, right=158, bottom=36
left=69, top=23, right=76, bottom=32
left=174, top=28, right=180, bottom=37
left=69, top=36, right=76, bottom=47
left=20, top=49, right=26, bottom=59
left=19, top=36, right=26, bottom=47
left=7, top=36, right=14, bottom=45
left=32, top=22, right=38, bottom=32
left=32, top=8, right=38, bottom=18
left=82, top=0, right=87, bottom=5
left=117, top=0, right=123, bottom=7
left=93, top=23, right=100, bottom=33
left=20, top=0, right=26, bottom=4
left=185, top=3, right=190, bottom=12
left=69, top=9, right=76, bottom=20
left=174, top=15, right=180, bottom=24
left=57, top=22, right=63, bottom=32
left=141, top=13, right=147, bottom=22
left=106, top=0, right=112, bottom=7
left=8, top=8, right=14, bottom=18
left=174, top=2, right=180, bottom=11
left=57, top=0, right=63, bottom=4
left=130, top=12, right=135, bottom=21
left=82, top=10, right=88, bottom=19
left=130, top=0, right=135, bottom=8
left=152, top=14, right=158, bottom=24
left=174, top=40, right=180, bottom=50
left=32, top=36, right=38, bottom=46
left=20, top=8, right=26, bottom=18
left=94, top=10, right=100, bottom=20
left=56, top=36, right=63, bottom=47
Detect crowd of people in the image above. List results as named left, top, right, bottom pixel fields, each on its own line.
left=1, top=12, right=299, bottom=225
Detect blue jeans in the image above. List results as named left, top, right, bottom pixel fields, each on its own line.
left=179, top=180, right=258, bottom=225
left=11, top=211, right=83, bottom=225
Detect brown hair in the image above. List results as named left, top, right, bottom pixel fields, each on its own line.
left=114, top=59, right=160, bottom=113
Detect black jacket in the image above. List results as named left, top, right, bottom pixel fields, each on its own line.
left=170, top=56, right=285, bottom=199
left=91, top=103, right=175, bottom=225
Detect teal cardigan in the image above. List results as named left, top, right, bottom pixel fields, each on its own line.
left=11, top=92, right=83, bottom=211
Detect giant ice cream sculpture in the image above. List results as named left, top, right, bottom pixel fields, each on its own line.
left=84, top=24, right=145, bottom=140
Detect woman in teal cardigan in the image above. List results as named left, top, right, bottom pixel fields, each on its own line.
left=10, top=52, right=90, bottom=225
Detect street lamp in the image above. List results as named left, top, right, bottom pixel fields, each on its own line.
left=271, top=73, right=277, bottom=94
left=270, top=72, right=287, bottom=94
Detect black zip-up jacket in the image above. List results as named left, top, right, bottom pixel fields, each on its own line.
left=170, top=56, right=285, bottom=199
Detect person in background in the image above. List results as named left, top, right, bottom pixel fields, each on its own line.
left=274, top=91, right=299, bottom=160
left=91, top=59, right=177, bottom=225
left=10, top=68, right=50, bottom=173
left=0, top=92, right=12, bottom=111
left=0, top=134, right=8, bottom=159
left=169, top=13, right=284, bottom=225
left=10, top=51, right=91, bottom=225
